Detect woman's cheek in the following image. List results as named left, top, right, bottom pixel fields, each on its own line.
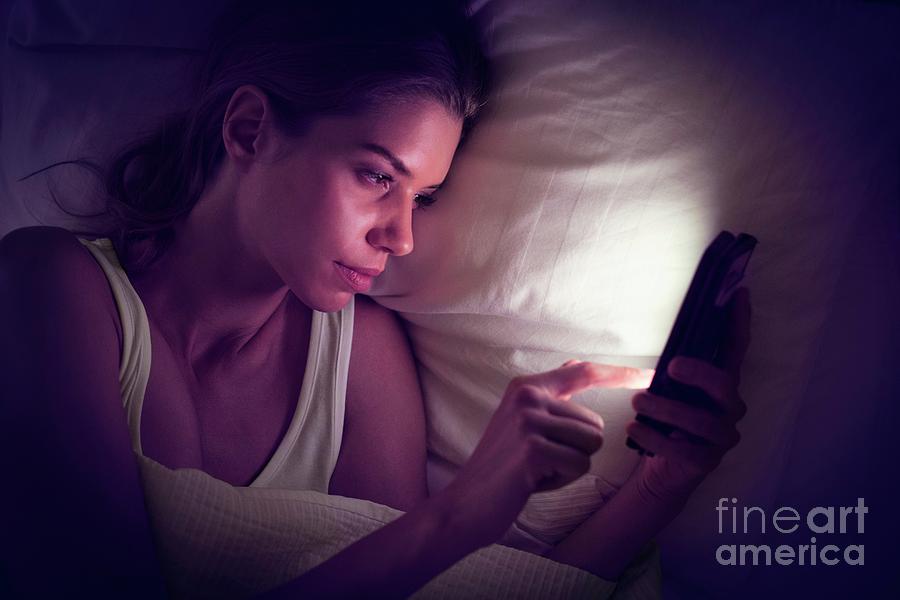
left=333, top=179, right=379, bottom=224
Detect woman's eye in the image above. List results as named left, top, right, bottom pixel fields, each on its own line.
left=414, top=194, right=437, bottom=211
left=359, top=169, right=436, bottom=210
left=361, top=170, right=393, bottom=188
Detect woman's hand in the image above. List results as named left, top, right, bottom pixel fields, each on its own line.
left=626, top=287, right=752, bottom=501
left=440, top=360, right=652, bottom=548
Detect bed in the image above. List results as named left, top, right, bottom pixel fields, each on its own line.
left=2, top=1, right=898, bottom=597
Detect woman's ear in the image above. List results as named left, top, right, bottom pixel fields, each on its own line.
left=221, top=84, right=276, bottom=164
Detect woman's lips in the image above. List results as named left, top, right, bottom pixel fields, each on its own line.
left=335, top=262, right=375, bottom=293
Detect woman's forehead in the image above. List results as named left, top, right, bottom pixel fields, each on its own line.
left=305, top=100, right=463, bottom=170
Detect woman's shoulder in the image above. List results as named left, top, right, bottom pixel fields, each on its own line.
left=332, top=294, right=428, bottom=509
left=350, top=294, right=409, bottom=355
left=0, top=225, right=123, bottom=347
left=1, top=225, right=98, bottom=269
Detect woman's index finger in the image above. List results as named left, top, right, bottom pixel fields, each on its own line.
left=533, top=361, right=654, bottom=398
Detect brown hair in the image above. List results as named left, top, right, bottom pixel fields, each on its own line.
left=19, top=0, right=491, bottom=270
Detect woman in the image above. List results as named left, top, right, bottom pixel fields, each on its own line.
left=0, top=0, right=750, bottom=597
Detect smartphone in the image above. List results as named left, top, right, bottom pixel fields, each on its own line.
left=626, top=231, right=757, bottom=456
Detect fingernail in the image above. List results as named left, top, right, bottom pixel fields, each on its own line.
left=632, top=368, right=655, bottom=389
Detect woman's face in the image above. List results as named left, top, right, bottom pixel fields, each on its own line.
left=235, top=94, right=463, bottom=312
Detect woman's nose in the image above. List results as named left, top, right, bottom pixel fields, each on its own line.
left=366, top=191, right=415, bottom=256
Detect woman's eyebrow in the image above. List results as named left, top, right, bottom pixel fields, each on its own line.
left=359, top=142, right=443, bottom=189
left=360, top=142, right=411, bottom=176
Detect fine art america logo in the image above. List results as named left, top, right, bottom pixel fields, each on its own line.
left=715, top=497, right=867, bottom=566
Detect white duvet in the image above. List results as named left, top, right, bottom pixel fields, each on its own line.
left=137, top=453, right=661, bottom=599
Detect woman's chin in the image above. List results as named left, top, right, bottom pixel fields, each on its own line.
left=326, top=292, right=355, bottom=313
left=300, top=289, right=355, bottom=314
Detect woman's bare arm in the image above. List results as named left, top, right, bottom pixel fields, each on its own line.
left=0, top=227, right=167, bottom=597
left=329, top=294, right=428, bottom=511
left=545, top=457, right=687, bottom=580
left=260, top=491, right=481, bottom=599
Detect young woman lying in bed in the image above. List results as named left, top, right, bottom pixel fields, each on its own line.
left=0, top=0, right=750, bottom=596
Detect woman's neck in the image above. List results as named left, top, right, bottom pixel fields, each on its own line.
left=124, top=186, right=295, bottom=374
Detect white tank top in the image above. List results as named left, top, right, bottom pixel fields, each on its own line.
left=78, top=236, right=354, bottom=492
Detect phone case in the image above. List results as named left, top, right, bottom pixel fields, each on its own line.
left=626, top=231, right=757, bottom=456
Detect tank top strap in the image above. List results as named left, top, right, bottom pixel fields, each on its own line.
left=251, top=300, right=354, bottom=491
left=77, top=237, right=151, bottom=456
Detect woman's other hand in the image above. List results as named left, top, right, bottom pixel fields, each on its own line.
left=626, top=287, right=752, bottom=500
left=440, top=360, right=652, bottom=548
